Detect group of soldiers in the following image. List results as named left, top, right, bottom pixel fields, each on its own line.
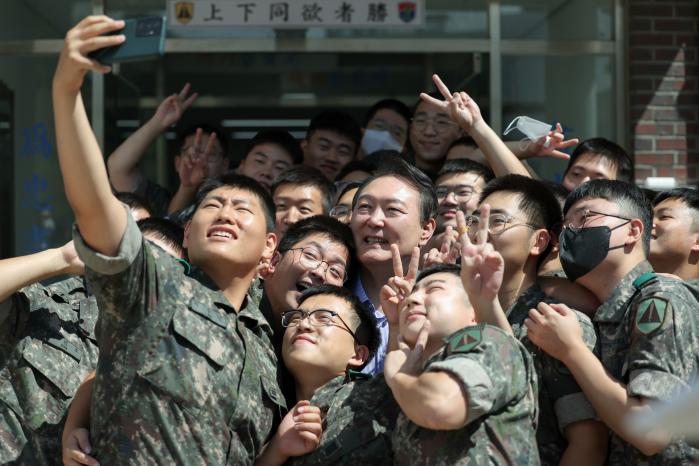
left=1, top=15, right=699, bottom=466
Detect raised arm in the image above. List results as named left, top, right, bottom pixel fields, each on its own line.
left=457, top=208, right=513, bottom=335
left=52, top=16, right=129, bottom=256
left=107, top=83, right=197, bottom=192
left=421, top=74, right=530, bottom=178
left=384, top=322, right=469, bottom=430
left=0, top=241, right=83, bottom=303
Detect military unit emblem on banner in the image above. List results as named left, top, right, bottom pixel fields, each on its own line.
left=175, top=2, right=194, bottom=24
left=635, top=297, right=668, bottom=335
left=398, top=2, right=416, bottom=23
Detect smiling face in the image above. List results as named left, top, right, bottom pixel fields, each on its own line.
left=273, top=184, right=326, bottom=237
left=399, top=272, right=475, bottom=347
left=477, top=191, right=545, bottom=278
left=350, top=176, right=435, bottom=266
left=409, top=101, right=461, bottom=169
left=282, top=293, right=367, bottom=381
left=237, top=143, right=294, bottom=192
left=303, top=129, right=357, bottom=180
left=264, top=233, right=350, bottom=318
left=435, top=171, right=486, bottom=233
left=650, top=198, right=699, bottom=273
left=184, top=186, right=274, bottom=272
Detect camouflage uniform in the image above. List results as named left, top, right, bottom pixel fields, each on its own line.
left=287, top=372, right=399, bottom=465
left=0, top=277, right=99, bottom=465
left=507, top=285, right=599, bottom=466
left=73, top=213, right=286, bottom=465
left=594, top=261, right=699, bottom=465
left=392, top=324, right=540, bottom=466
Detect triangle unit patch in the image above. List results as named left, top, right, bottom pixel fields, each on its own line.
left=635, top=297, right=668, bottom=335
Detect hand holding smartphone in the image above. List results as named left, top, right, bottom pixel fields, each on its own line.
left=89, top=16, right=166, bottom=64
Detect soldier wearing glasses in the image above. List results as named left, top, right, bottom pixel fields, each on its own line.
left=423, top=159, right=494, bottom=257
left=255, top=285, right=399, bottom=466
left=526, top=180, right=699, bottom=464
left=409, top=92, right=463, bottom=178
left=257, top=216, right=355, bottom=349
left=465, top=175, right=608, bottom=466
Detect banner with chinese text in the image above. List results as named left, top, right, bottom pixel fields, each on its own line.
left=168, top=0, right=424, bottom=28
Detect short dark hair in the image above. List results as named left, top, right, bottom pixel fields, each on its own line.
left=436, top=159, right=494, bottom=184
left=298, top=284, right=380, bottom=365
left=335, top=160, right=375, bottom=182
left=448, top=136, right=478, bottom=151
left=277, top=215, right=356, bottom=279
left=271, top=166, right=335, bottom=214
left=176, top=122, right=229, bottom=157
left=306, top=110, right=361, bottom=150
left=564, top=138, right=633, bottom=183
left=194, top=173, right=276, bottom=232
left=337, top=181, right=363, bottom=201
left=480, top=175, right=562, bottom=232
left=543, top=181, right=570, bottom=210
left=480, top=175, right=563, bottom=266
left=353, top=158, right=438, bottom=223
left=416, top=263, right=462, bottom=283
left=137, top=217, right=185, bottom=257
left=245, top=130, right=303, bottom=165
left=363, top=98, right=412, bottom=129
left=115, top=191, right=153, bottom=217
left=564, top=179, right=652, bottom=256
left=653, top=187, right=699, bottom=230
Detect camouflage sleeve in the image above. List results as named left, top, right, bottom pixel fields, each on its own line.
left=72, top=205, right=151, bottom=329
left=72, top=204, right=143, bottom=276
left=425, top=327, right=528, bottom=425
left=549, top=312, right=598, bottom=431
left=626, top=289, right=697, bottom=401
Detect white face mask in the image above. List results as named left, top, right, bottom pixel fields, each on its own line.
left=361, top=129, right=403, bottom=156
left=504, top=116, right=552, bottom=148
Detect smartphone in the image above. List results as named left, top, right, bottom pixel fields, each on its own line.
left=90, top=16, right=166, bottom=64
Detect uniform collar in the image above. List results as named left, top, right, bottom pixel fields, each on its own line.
left=594, top=261, right=653, bottom=323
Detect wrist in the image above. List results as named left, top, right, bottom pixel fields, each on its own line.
left=560, top=339, right=589, bottom=366
left=467, top=118, right=489, bottom=137
left=145, top=117, right=167, bottom=134
left=267, top=432, right=290, bottom=463
left=176, top=183, right=199, bottom=194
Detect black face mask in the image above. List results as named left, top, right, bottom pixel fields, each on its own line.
left=559, top=223, right=628, bottom=282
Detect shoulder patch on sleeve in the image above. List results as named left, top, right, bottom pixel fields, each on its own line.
left=445, top=326, right=482, bottom=355
left=634, top=297, right=668, bottom=335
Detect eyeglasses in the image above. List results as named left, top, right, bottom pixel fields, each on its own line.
left=464, top=213, right=540, bottom=236
left=281, top=309, right=359, bottom=343
left=329, top=205, right=351, bottom=220
left=289, top=247, right=348, bottom=282
left=411, top=116, right=457, bottom=133
left=436, top=185, right=477, bottom=201
left=564, top=210, right=632, bottom=232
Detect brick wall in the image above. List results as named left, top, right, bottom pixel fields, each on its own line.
left=628, top=0, right=698, bottom=187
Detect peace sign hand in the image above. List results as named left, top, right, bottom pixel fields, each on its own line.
left=153, top=83, right=199, bottom=131
left=419, top=74, right=484, bottom=133
left=422, top=226, right=460, bottom=268
left=384, top=320, right=431, bottom=382
left=458, top=205, right=505, bottom=303
left=380, top=244, right=420, bottom=327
